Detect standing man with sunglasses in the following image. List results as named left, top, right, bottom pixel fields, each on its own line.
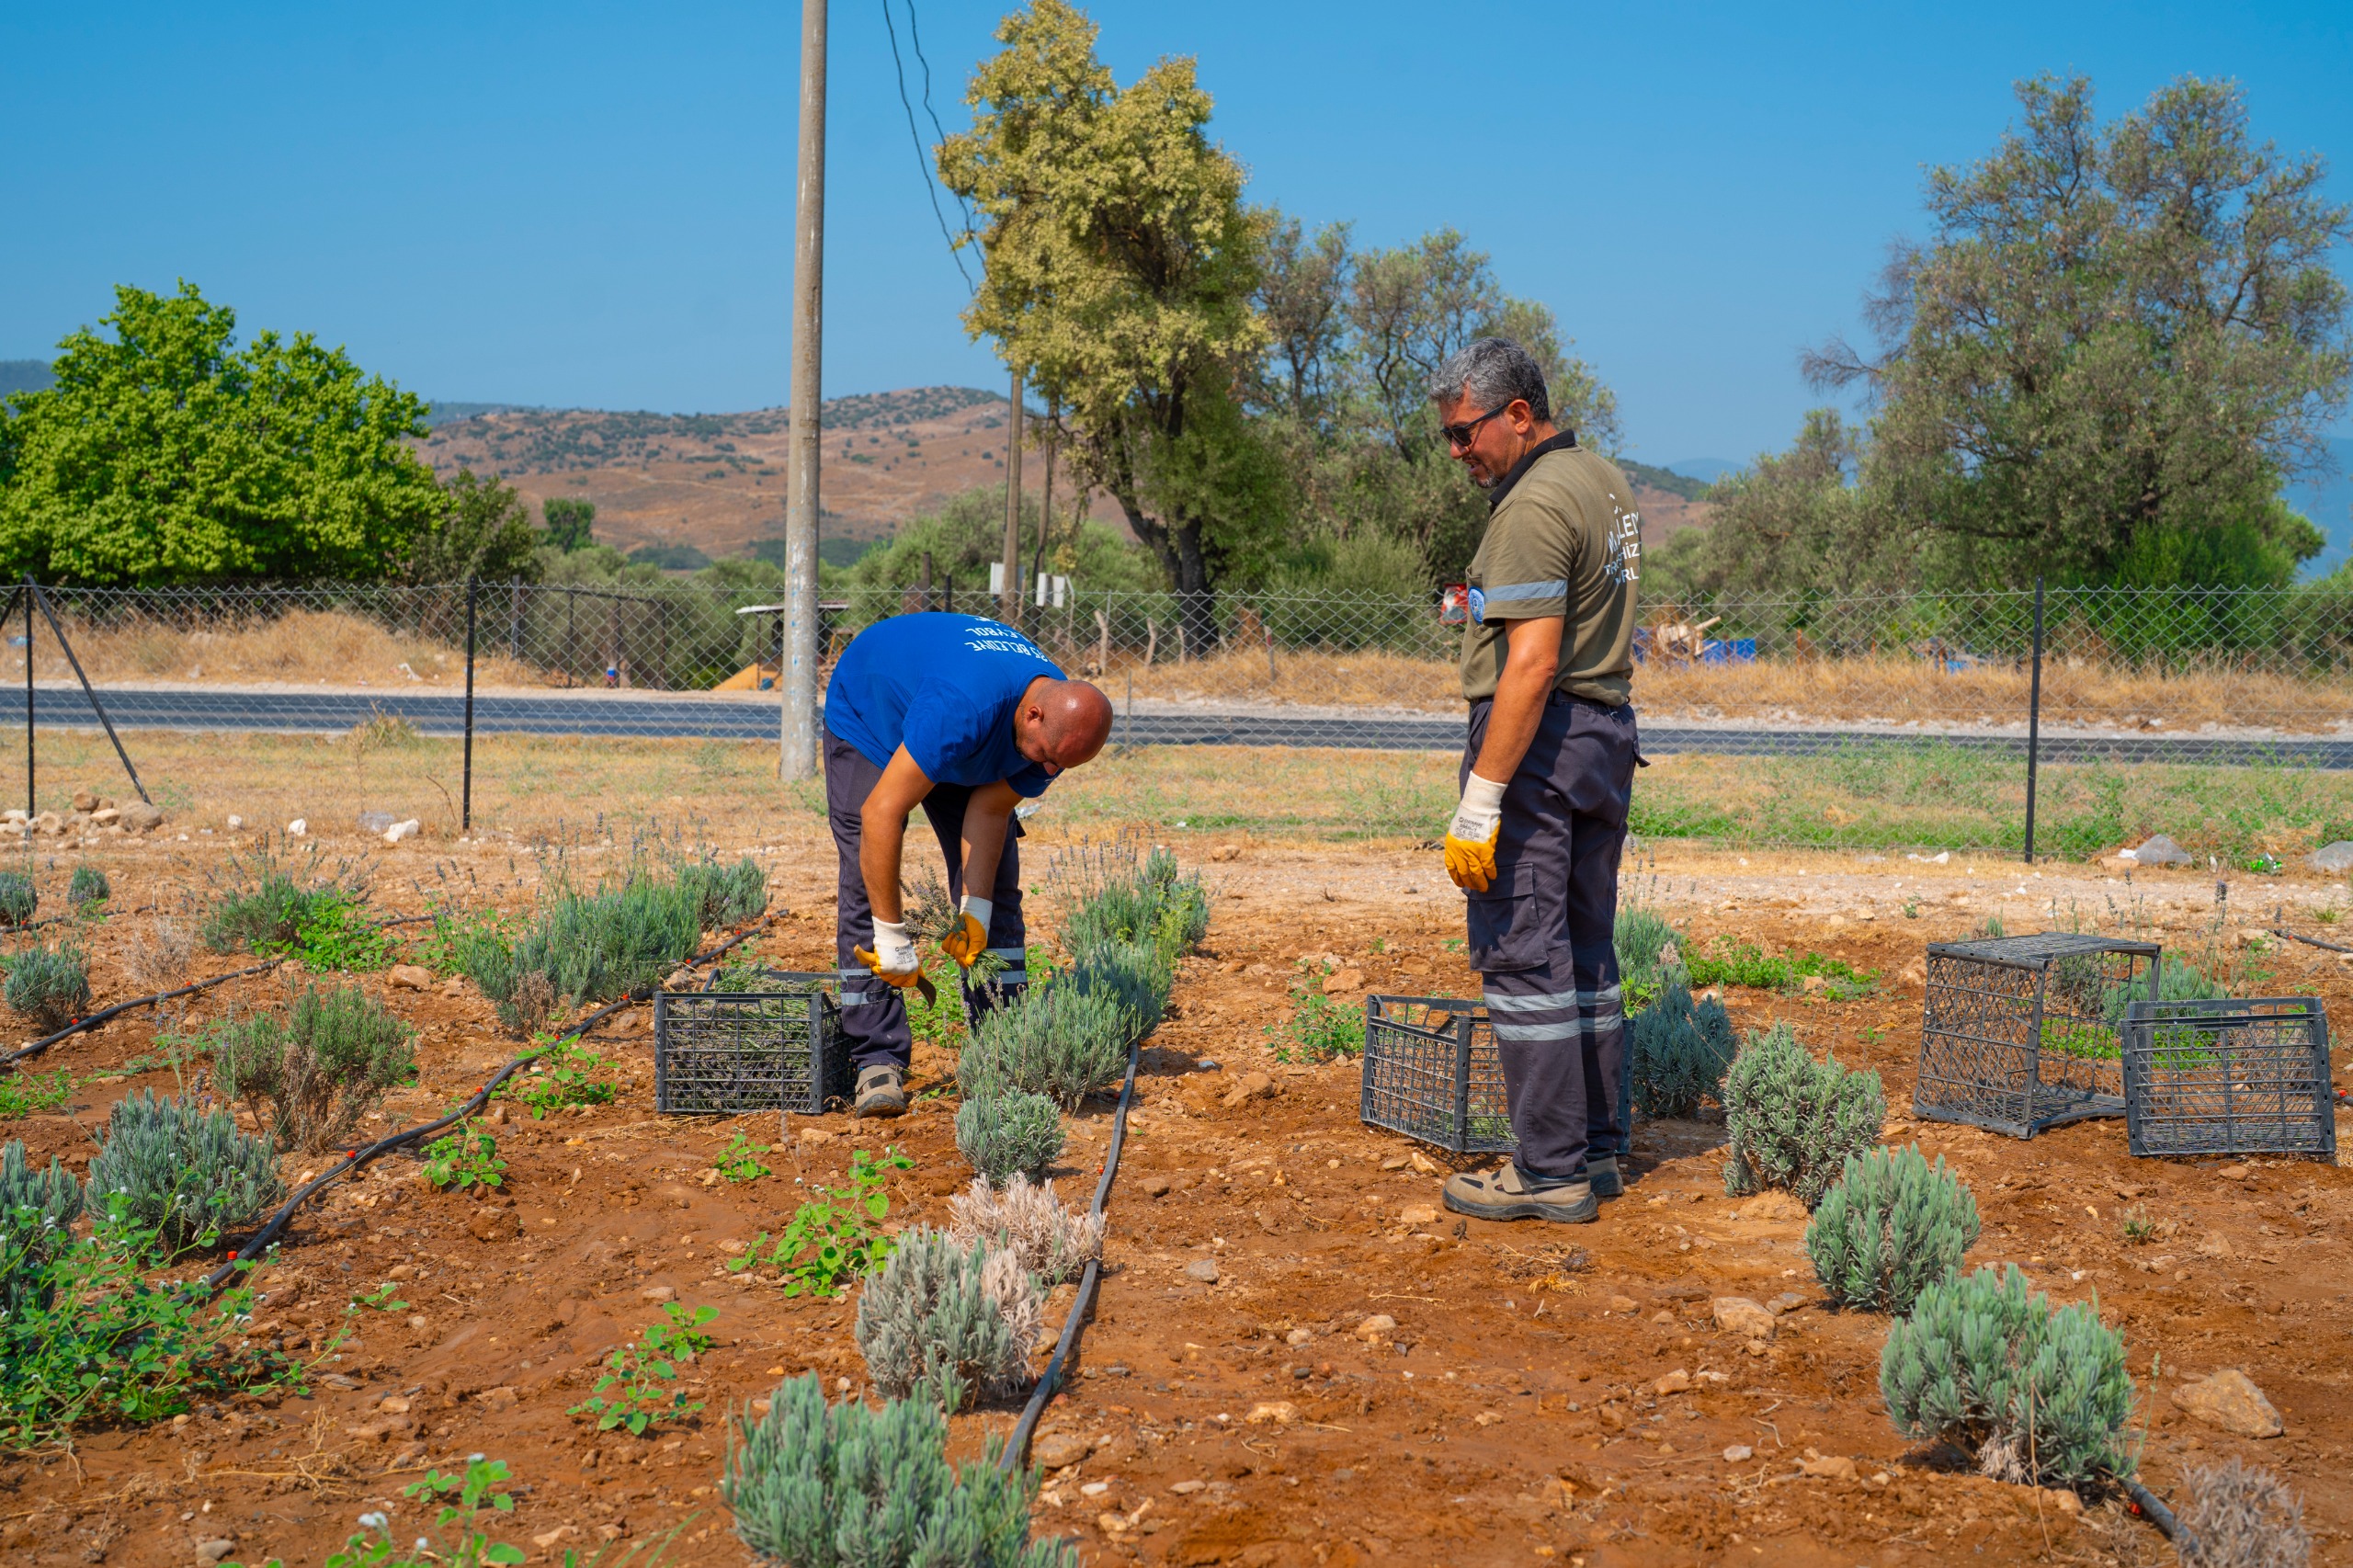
left=1431, top=336, right=1643, bottom=1224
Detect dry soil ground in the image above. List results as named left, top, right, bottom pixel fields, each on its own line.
left=3, top=806, right=2349, bottom=1568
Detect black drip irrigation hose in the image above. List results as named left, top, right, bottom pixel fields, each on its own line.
left=1, top=961, right=284, bottom=1069
left=2123, top=1477, right=2196, bottom=1557
left=999, top=1033, right=1142, bottom=1473
left=2270, top=926, right=2353, bottom=956
left=195, top=915, right=776, bottom=1297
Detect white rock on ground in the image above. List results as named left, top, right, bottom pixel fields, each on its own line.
left=384, top=819, right=421, bottom=844
left=287, top=817, right=307, bottom=835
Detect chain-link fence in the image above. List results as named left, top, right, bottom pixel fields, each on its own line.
left=6, top=579, right=2353, bottom=852
left=6, top=579, right=2353, bottom=750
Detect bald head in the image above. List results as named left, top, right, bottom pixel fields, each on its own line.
left=1014, top=676, right=1115, bottom=776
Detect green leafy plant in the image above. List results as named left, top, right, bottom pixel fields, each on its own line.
left=282, top=894, right=394, bottom=971
left=728, top=1147, right=911, bottom=1297
left=1686, top=937, right=1877, bottom=1000
left=423, top=1121, right=506, bottom=1192
left=5, top=943, right=91, bottom=1032
left=1721, top=1024, right=1888, bottom=1210
left=569, top=1303, right=719, bottom=1436
left=853, top=1228, right=1039, bottom=1409
left=1063, top=939, right=1172, bottom=1039
left=67, top=865, right=109, bottom=909
left=416, top=905, right=519, bottom=977
left=211, top=983, right=417, bottom=1153
left=1268, top=967, right=1366, bottom=1062
left=714, top=1132, right=772, bottom=1183
left=722, top=1373, right=1075, bottom=1568
left=0, top=1137, right=84, bottom=1308
left=508, top=1036, right=617, bottom=1118
left=1806, top=1144, right=1982, bottom=1313
left=1881, top=1265, right=2137, bottom=1486
left=955, top=1088, right=1066, bottom=1187
left=0, top=1068, right=73, bottom=1119
left=1614, top=903, right=1682, bottom=1012
left=200, top=838, right=367, bottom=955
left=0, top=872, right=34, bottom=926
left=0, top=1195, right=313, bottom=1447
left=464, top=860, right=741, bottom=1034
left=959, top=983, right=1130, bottom=1110
left=85, top=1090, right=285, bottom=1252
left=1629, top=974, right=1737, bottom=1118
left=317, top=1456, right=530, bottom=1567
left=676, top=855, right=768, bottom=930
left=2120, top=1205, right=2157, bottom=1244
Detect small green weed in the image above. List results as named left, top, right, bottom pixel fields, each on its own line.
left=297, top=1456, right=530, bottom=1568
left=415, top=906, right=519, bottom=977
left=1443, top=937, right=1464, bottom=952
left=714, top=1133, right=772, bottom=1183
left=423, top=1122, right=506, bottom=1192
left=1267, top=966, right=1365, bottom=1062
left=1685, top=937, right=1877, bottom=1000
left=727, top=1147, right=910, bottom=1297
left=0, top=1068, right=73, bottom=1118
left=2120, top=1206, right=2156, bottom=1245
left=568, top=1303, right=719, bottom=1436
left=2242, top=853, right=2282, bottom=875
left=1903, top=901, right=1920, bottom=919
left=201, top=838, right=367, bottom=955
left=354, top=1281, right=411, bottom=1313
left=281, top=895, right=393, bottom=972
left=507, top=1037, right=615, bottom=1119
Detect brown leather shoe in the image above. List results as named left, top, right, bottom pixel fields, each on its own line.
left=1441, top=1165, right=1597, bottom=1223
left=853, top=1065, right=906, bottom=1119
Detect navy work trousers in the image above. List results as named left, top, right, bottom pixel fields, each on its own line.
left=824, top=725, right=1028, bottom=1073
left=1461, top=693, right=1638, bottom=1182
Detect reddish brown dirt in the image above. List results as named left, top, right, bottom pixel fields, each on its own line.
left=5, top=835, right=2350, bottom=1567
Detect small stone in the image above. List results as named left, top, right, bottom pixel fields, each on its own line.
left=2041, top=1488, right=2083, bottom=1516
left=477, top=1386, right=518, bottom=1412
left=1184, top=1258, right=1220, bottom=1284
left=1407, top=1151, right=1444, bottom=1176
left=1799, top=1453, right=1858, bottom=1480
left=1142, top=1175, right=1173, bottom=1199
left=465, top=1207, right=517, bottom=1243
left=384, top=818, right=422, bottom=845
left=2194, top=1232, right=2234, bottom=1259
left=1608, top=1296, right=1639, bottom=1313
left=1354, top=1313, right=1396, bottom=1341
left=1722, top=1444, right=1754, bottom=1462
left=1323, top=969, right=1366, bottom=994
left=71, top=790, right=97, bottom=812
left=388, top=964, right=435, bottom=991
left=287, top=817, right=308, bottom=836
left=225, top=813, right=244, bottom=830
left=1220, top=1071, right=1279, bottom=1108
left=1285, top=1327, right=1313, bottom=1346
left=1711, top=1297, right=1777, bottom=1341
left=196, top=1540, right=238, bottom=1565
left=119, top=801, right=165, bottom=833
left=1399, top=1204, right=1438, bottom=1226
left=440, top=977, right=465, bottom=996
left=1654, top=1369, right=1692, bottom=1396
left=2127, top=834, right=2192, bottom=866
left=1170, top=1480, right=1206, bottom=1494
left=1034, top=1431, right=1091, bottom=1470
left=1246, top=1401, right=1298, bottom=1425
left=641, top=1286, right=676, bottom=1302
left=2310, top=841, right=2353, bottom=872
left=379, top=1395, right=412, bottom=1415
left=2170, top=1369, right=2282, bottom=1438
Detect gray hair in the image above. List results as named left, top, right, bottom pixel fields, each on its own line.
left=1429, top=336, right=1551, bottom=423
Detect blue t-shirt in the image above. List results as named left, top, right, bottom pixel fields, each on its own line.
left=823, top=613, right=1065, bottom=796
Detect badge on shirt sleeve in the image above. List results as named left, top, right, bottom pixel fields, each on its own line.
left=1467, top=586, right=1486, bottom=625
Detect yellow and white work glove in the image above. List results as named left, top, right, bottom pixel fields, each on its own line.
left=1443, top=773, right=1508, bottom=892
left=938, top=895, right=991, bottom=968
left=855, top=918, right=925, bottom=988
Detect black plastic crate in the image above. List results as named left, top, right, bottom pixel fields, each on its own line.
left=1359, top=994, right=1514, bottom=1155
left=1914, top=932, right=2160, bottom=1138
left=2122, top=997, right=2335, bottom=1160
left=654, top=970, right=848, bottom=1115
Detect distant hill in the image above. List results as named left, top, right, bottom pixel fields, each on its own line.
left=423, top=400, right=542, bottom=427
left=1663, top=458, right=1739, bottom=486
left=1617, top=459, right=1711, bottom=502
left=0, top=360, right=55, bottom=397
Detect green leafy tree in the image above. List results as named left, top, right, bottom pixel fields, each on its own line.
left=405, top=471, right=542, bottom=585
left=540, top=498, right=597, bottom=553
left=0, top=282, right=440, bottom=584
left=1812, top=74, right=2349, bottom=588
left=1643, top=409, right=1895, bottom=602
left=938, top=0, right=1276, bottom=649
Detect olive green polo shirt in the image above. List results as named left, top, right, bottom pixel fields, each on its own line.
left=1459, top=436, right=1641, bottom=705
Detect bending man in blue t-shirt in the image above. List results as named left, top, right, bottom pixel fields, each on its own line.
left=823, top=612, right=1116, bottom=1117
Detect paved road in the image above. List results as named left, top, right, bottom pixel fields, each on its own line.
left=3, top=685, right=2347, bottom=767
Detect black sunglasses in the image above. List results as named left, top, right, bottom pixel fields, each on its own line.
left=1439, top=403, right=1510, bottom=450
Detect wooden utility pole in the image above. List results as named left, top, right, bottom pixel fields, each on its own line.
left=1037, top=395, right=1055, bottom=603
left=781, top=0, right=827, bottom=778
left=1001, top=367, right=1024, bottom=626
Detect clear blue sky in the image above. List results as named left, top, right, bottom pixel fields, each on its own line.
left=3, top=1, right=2347, bottom=470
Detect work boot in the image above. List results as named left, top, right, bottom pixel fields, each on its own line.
left=1440, top=1165, right=1597, bottom=1223
left=1587, top=1155, right=1623, bottom=1199
left=853, top=1064, right=906, bottom=1119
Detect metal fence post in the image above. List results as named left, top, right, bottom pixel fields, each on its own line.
left=2023, top=574, right=2045, bottom=864
left=509, top=576, right=523, bottom=663
left=463, top=578, right=478, bottom=832
left=22, top=577, right=32, bottom=821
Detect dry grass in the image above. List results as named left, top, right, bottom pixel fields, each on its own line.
left=1081, top=643, right=2353, bottom=731
left=26, top=608, right=542, bottom=689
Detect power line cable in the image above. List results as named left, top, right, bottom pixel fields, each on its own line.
left=903, top=1, right=975, bottom=236
left=881, top=0, right=973, bottom=291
